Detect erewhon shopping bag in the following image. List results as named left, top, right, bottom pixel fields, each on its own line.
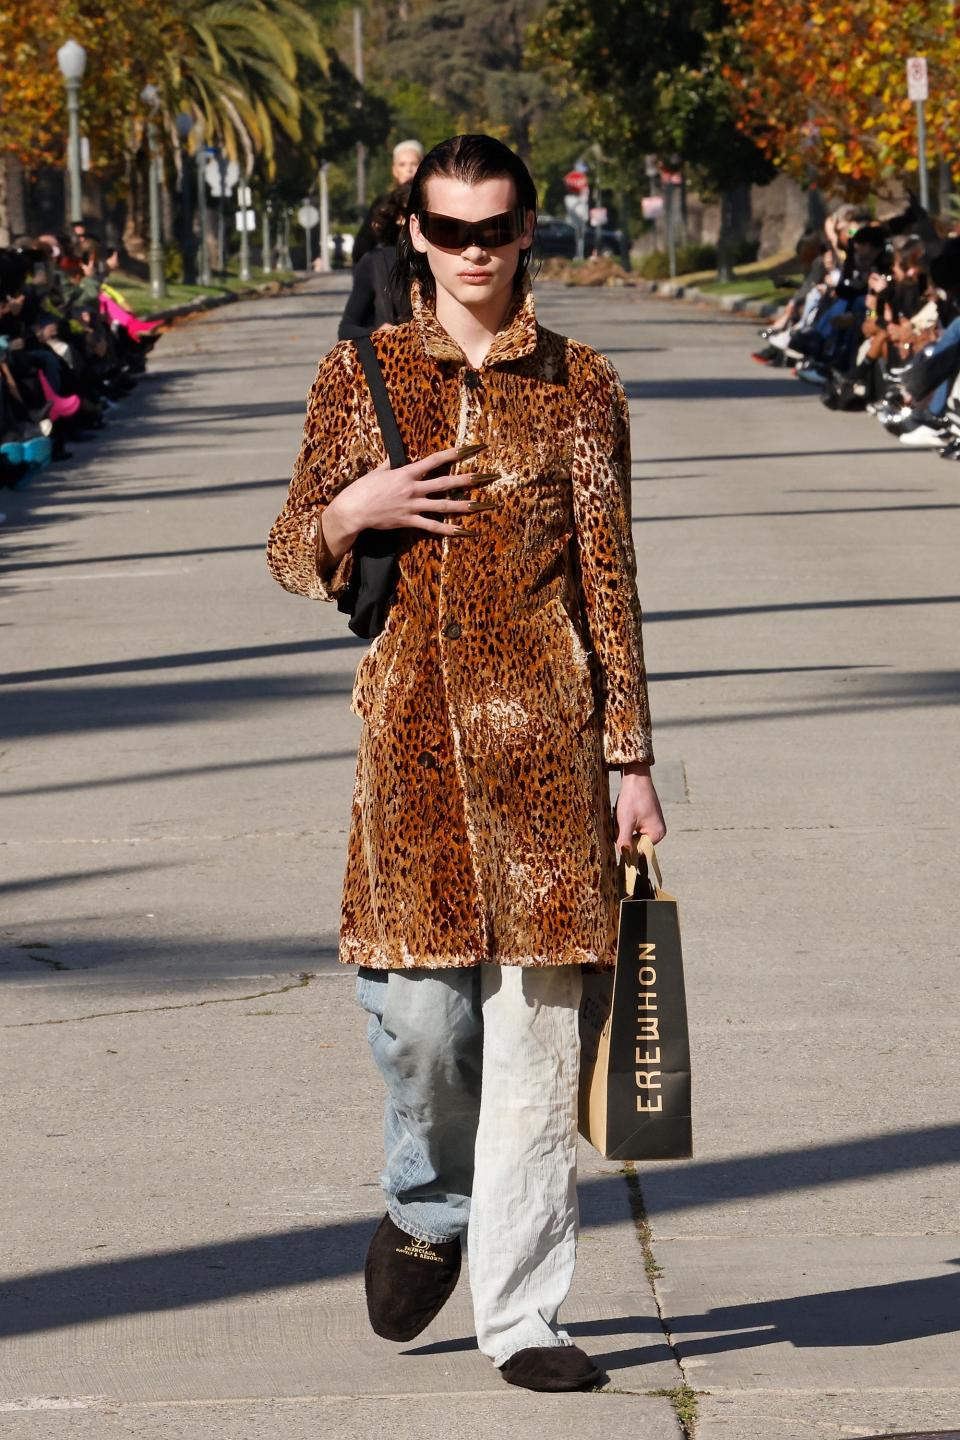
left=579, top=837, right=692, bottom=1160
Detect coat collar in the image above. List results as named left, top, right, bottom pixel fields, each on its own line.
left=410, top=276, right=539, bottom=367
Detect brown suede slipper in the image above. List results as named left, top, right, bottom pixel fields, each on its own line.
left=499, top=1344, right=605, bottom=1392
left=364, top=1213, right=462, bottom=1342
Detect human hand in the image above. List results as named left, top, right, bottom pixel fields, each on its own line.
left=321, top=443, right=498, bottom=562
left=615, top=762, right=666, bottom=852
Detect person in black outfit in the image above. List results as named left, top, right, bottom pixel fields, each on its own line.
left=352, top=140, right=423, bottom=267
left=338, top=185, right=413, bottom=340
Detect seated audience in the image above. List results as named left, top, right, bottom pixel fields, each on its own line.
left=750, top=195, right=960, bottom=456
left=0, top=232, right=163, bottom=488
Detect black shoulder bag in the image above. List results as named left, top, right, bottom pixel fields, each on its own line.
left=337, top=335, right=406, bottom=639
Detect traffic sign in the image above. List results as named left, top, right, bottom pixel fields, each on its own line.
left=204, top=157, right=239, bottom=196
left=297, top=203, right=320, bottom=229
left=564, top=192, right=588, bottom=224
left=907, top=55, right=928, bottom=102
left=564, top=170, right=589, bottom=194
left=235, top=210, right=256, bottom=232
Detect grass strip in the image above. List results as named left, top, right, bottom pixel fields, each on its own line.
left=620, top=1160, right=663, bottom=1282
left=647, top=1385, right=701, bottom=1436
left=621, top=1162, right=704, bottom=1436
left=109, top=268, right=296, bottom=317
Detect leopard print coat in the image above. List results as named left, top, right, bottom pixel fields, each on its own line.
left=267, top=279, right=653, bottom=969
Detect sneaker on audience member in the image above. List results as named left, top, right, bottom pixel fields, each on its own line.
left=795, top=362, right=830, bottom=386
left=899, top=423, right=947, bottom=448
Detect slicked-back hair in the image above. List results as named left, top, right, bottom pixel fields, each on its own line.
left=395, top=133, right=538, bottom=301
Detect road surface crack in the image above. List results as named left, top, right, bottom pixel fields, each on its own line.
left=4, top=973, right=313, bottom=1028
left=622, top=1162, right=701, bottom=1436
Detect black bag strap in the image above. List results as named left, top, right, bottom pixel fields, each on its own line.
left=354, top=334, right=407, bottom=469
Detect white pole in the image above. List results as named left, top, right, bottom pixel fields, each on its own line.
left=239, top=182, right=251, bottom=281
left=917, top=101, right=931, bottom=211
left=262, top=203, right=271, bottom=274
left=319, top=164, right=330, bottom=274
left=65, top=78, right=83, bottom=224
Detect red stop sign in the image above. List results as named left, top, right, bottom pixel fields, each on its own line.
left=564, top=170, right=589, bottom=193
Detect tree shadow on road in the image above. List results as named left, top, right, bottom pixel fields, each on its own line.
left=0, top=670, right=354, bottom=740
left=635, top=447, right=906, bottom=464
left=0, top=1124, right=956, bottom=1342
left=625, top=376, right=806, bottom=400
left=667, top=1261, right=960, bottom=1357
left=633, top=501, right=960, bottom=523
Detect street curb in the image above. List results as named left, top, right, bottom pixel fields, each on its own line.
left=548, top=269, right=782, bottom=319
left=638, top=277, right=781, bottom=318
left=145, top=274, right=305, bottom=325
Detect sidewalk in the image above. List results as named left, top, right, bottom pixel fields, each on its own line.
left=1, top=276, right=957, bottom=1438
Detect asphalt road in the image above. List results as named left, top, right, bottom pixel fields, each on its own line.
left=1, top=274, right=957, bottom=1439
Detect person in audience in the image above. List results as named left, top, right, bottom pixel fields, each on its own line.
left=0, top=232, right=164, bottom=489
left=748, top=194, right=960, bottom=458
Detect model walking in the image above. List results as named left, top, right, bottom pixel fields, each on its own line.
left=267, top=133, right=665, bottom=1393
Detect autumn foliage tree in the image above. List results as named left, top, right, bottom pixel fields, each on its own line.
left=529, top=1, right=772, bottom=274
left=727, top=0, right=960, bottom=198
left=0, top=1, right=176, bottom=174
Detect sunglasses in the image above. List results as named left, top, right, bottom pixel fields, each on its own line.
left=417, top=207, right=527, bottom=250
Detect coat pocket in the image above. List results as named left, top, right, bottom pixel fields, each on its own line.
left=350, top=615, right=408, bottom=735
left=531, top=596, right=597, bottom=733
left=456, top=599, right=597, bottom=758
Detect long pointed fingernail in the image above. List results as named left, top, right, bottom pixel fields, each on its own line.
left=467, top=500, right=498, bottom=512
left=456, top=443, right=488, bottom=459
left=461, top=471, right=500, bottom=482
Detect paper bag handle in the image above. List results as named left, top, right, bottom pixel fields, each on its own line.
left=620, top=834, right=663, bottom=897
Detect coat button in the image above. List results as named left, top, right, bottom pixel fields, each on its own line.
left=463, top=369, right=481, bottom=389
left=417, top=750, right=437, bottom=769
left=442, top=620, right=462, bottom=639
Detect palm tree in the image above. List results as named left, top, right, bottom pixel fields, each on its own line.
left=124, top=0, right=334, bottom=265
left=163, top=0, right=329, bottom=176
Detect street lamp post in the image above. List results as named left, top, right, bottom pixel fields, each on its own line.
left=278, top=210, right=292, bottom=271
left=319, top=162, right=330, bottom=274
left=217, top=153, right=227, bottom=274
left=175, top=111, right=194, bottom=284
left=141, top=85, right=166, bottom=301
left=193, top=118, right=212, bottom=286
left=56, top=40, right=87, bottom=225
left=238, top=179, right=252, bottom=282
left=262, top=201, right=272, bottom=275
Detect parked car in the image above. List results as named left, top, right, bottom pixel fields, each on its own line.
left=535, top=216, right=577, bottom=259
left=535, top=214, right=624, bottom=260
left=585, top=224, right=625, bottom=259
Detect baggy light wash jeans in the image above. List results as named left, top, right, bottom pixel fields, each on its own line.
left=356, top=962, right=583, bottom=1367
